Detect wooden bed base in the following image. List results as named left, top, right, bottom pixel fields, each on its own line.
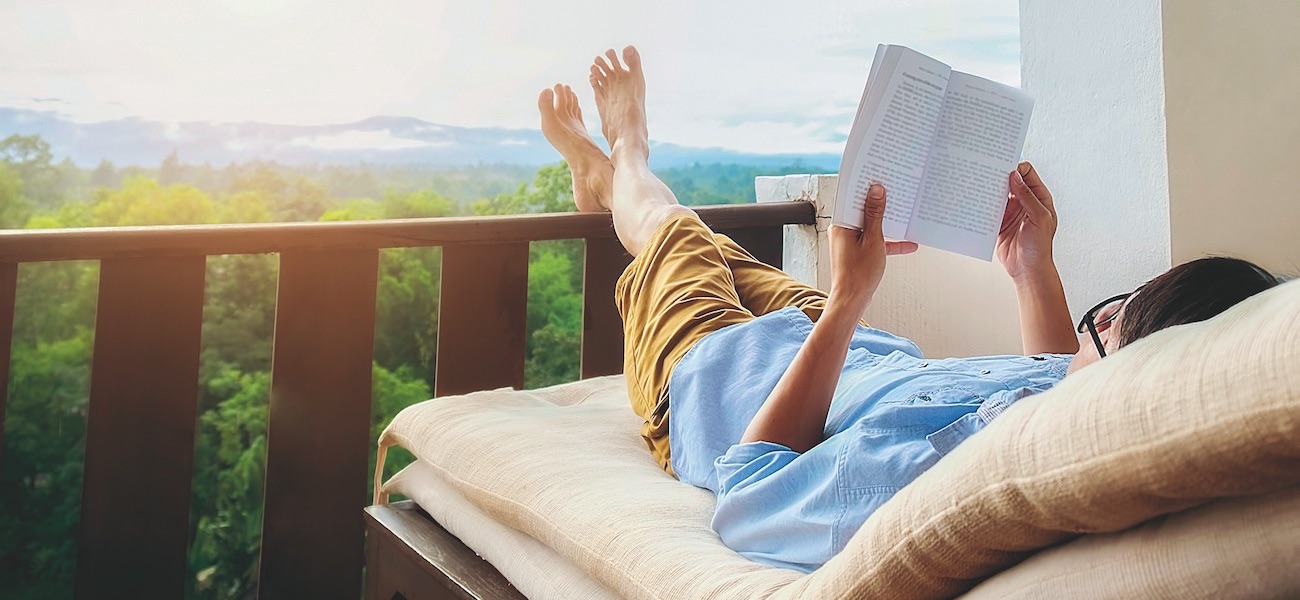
left=364, top=500, right=527, bottom=600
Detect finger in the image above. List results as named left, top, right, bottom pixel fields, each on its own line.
left=999, top=192, right=1025, bottom=234
left=1010, top=169, right=1052, bottom=226
left=885, top=240, right=919, bottom=255
left=862, top=183, right=887, bottom=239
left=1017, top=161, right=1055, bottom=211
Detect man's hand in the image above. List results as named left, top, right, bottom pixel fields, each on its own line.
left=829, top=183, right=918, bottom=314
left=995, top=162, right=1077, bottom=355
left=996, top=162, right=1058, bottom=282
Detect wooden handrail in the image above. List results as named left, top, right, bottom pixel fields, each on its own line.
left=0, top=202, right=814, bottom=263
left=0, top=200, right=814, bottom=600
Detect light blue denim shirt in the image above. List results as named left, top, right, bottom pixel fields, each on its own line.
left=668, top=306, right=1070, bottom=572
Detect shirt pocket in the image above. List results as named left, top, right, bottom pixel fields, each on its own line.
left=878, top=382, right=985, bottom=406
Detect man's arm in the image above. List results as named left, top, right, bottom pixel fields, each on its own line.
left=996, top=162, right=1077, bottom=355
left=740, top=184, right=917, bottom=453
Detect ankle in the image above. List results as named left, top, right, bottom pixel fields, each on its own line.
left=611, top=137, right=649, bottom=165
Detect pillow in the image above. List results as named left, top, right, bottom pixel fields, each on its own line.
left=774, top=279, right=1300, bottom=599
left=961, top=485, right=1300, bottom=599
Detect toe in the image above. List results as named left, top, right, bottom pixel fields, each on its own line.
left=538, top=88, right=555, bottom=114
left=594, top=56, right=611, bottom=78
left=554, top=83, right=567, bottom=112
left=605, top=49, right=623, bottom=72
left=562, top=85, right=577, bottom=118
left=622, top=46, right=641, bottom=71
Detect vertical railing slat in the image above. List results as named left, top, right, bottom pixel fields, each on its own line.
left=0, top=262, right=15, bottom=464
left=75, top=256, right=206, bottom=600
left=718, top=225, right=785, bottom=270
left=259, top=249, right=378, bottom=600
left=435, top=243, right=529, bottom=396
left=581, top=237, right=631, bottom=379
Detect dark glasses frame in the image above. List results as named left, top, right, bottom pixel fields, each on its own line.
left=1076, top=292, right=1134, bottom=358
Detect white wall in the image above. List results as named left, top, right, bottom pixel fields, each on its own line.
left=1020, top=0, right=1172, bottom=315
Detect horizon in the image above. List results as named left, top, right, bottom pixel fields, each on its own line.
left=1, top=0, right=1019, bottom=158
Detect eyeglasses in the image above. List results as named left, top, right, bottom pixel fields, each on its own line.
left=1076, top=292, right=1134, bottom=358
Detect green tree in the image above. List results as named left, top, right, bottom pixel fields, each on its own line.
left=187, top=370, right=270, bottom=600
left=373, top=248, right=441, bottom=389
left=0, top=134, right=62, bottom=208
left=524, top=242, right=582, bottom=388
left=92, top=176, right=215, bottom=226
left=471, top=162, right=577, bottom=216
left=90, top=160, right=118, bottom=188
left=0, top=163, right=32, bottom=228
left=0, top=334, right=94, bottom=600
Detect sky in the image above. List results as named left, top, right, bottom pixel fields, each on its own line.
left=0, top=0, right=1019, bottom=155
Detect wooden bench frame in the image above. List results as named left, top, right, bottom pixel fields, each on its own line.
left=0, top=201, right=813, bottom=599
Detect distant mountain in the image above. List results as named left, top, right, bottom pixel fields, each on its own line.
left=0, top=107, right=839, bottom=171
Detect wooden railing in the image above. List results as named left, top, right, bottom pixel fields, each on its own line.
left=0, top=201, right=815, bottom=600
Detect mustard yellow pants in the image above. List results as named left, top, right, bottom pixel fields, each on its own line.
left=614, top=212, right=830, bottom=474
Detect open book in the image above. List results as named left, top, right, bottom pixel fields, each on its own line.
left=834, top=45, right=1034, bottom=261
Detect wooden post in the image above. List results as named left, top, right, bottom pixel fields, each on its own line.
left=75, top=256, right=206, bottom=600
left=580, top=237, right=631, bottom=379
left=435, top=243, right=529, bottom=396
left=259, top=249, right=379, bottom=600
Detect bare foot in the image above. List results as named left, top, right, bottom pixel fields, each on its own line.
left=589, top=46, right=649, bottom=155
left=538, top=83, right=613, bottom=212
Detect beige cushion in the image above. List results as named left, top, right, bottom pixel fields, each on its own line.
left=378, top=279, right=1300, bottom=599
left=382, top=375, right=804, bottom=599
left=962, top=486, right=1300, bottom=599
left=383, top=460, right=620, bottom=600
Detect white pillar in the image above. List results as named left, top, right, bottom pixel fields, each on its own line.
left=1020, top=0, right=1172, bottom=315
left=755, top=174, right=835, bottom=289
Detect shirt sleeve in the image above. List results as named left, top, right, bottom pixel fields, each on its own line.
left=710, top=441, right=833, bottom=573
left=714, top=441, right=800, bottom=495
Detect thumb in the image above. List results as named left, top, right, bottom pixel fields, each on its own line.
left=862, top=183, right=886, bottom=238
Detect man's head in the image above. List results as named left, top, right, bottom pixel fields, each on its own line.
left=1067, top=257, right=1280, bottom=375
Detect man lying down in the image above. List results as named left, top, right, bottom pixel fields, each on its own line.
left=536, top=45, right=1280, bottom=572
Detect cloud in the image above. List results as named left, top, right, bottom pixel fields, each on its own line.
left=290, top=129, right=446, bottom=151
left=926, top=32, right=1020, bottom=66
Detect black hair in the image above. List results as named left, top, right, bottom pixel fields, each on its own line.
left=1117, top=256, right=1280, bottom=349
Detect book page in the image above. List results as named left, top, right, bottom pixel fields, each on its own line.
left=834, top=46, right=950, bottom=239
left=837, top=44, right=888, bottom=180
left=904, top=71, right=1033, bottom=260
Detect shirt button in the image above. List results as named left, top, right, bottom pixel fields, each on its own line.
left=919, top=362, right=929, bottom=368
left=981, top=369, right=992, bottom=375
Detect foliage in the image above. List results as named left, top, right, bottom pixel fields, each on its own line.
left=0, top=134, right=814, bottom=598
left=187, top=370, right=270, bottom=600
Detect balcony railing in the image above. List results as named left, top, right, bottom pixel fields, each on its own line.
left=0, top=201, right=814, bottom=600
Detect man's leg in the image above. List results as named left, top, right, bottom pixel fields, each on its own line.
left=537, top=53, right=831, bottom=324
left=712, top=233, right=830, bottom=322
left=539, top=47, right=752, bottom=473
